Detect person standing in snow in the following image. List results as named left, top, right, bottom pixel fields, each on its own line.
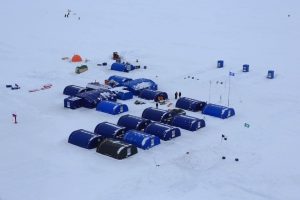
left=12, top=114, right=17, bottom=124
left=156, top=102, right=158, bottom=109
left=178, top=91, right=182, bottom=98
left=175, top=91, right=178, bottom=100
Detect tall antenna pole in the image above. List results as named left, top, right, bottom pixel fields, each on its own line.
left=227, top=75, right=231, bottom=107
left=209, top=80, right=212, bottom=103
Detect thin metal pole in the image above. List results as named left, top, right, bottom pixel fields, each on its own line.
left=209, top=80, right=212, bottom=103
left=228, top=75, right=231, bottom=107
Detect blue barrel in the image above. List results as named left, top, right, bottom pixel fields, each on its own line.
left=267, top=70, right=274, bottom=79
left=243, top=64, right=249, bottom=72
left=217, top=60, right=224, bottom=68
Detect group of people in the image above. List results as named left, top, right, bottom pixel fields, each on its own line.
left=155, top=91, right=182, bottom=108
left=64, top=9, right=80, bottom=20
left=64, top=9, right=71, bottom=18
left=175, top=91, right=182, bottom=99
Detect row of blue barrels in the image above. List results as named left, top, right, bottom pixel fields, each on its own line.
left=174, top=97, right=235, bottom=119
left=217, top=60, right=275, bottom=78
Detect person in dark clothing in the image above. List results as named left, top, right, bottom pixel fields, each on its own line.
left=178, top=92, right=182, bottom=98
left=12, top=114, right=17, bottom=124
left=156, top=102, right=158, bottom=108
left=175, top=91, right=178, bottom=99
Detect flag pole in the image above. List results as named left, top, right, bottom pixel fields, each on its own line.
left=228, top=74, right=231, bottom=107
left=209, top=80, right=212, bottom=103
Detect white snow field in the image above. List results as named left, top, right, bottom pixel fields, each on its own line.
left=1, top=0, right=300, bottom=199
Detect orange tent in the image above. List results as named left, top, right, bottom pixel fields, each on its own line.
left=71, top=54, right=83, bottom=62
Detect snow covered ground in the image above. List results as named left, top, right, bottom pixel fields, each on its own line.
left=1, top=0, right=300, bottom=199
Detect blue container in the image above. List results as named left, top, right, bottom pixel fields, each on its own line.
left=217, top=60, right=224, bottom=68
left=123, top=130, right=160, bottom=150
left=243, top=64, right=249, bottom=72
left=267, top=70, right=274, bottom=79
left=64, top=96, right=83, bottom=109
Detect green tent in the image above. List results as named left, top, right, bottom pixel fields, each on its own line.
left=75, top=65, right=88, bottom=74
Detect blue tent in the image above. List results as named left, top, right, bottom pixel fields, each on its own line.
left=63, top=85, right=88, bottom=96
left=171, top=115, right=205, bottom=131
left=111, top=62, right=135, bottom=72
left=96, top=101, right=128, bottom=115
left=86, top=82, right=111, bottom=90
left=64, top=96, right=83, bottom=109
left=142, top=107, right=172, bottom=124
left=122, top=78, right=158, bottom=95
left=117, top=114, right=151, bottom=131
left=176, top=97, right=207, bottom=112
left=123, top=130, right=160, bottom=150
left=144, top=122, right=181, bottom=141
left=68, top=129, right=102, bottom=149
left=112, top=87, right=133, bottom=100
left=107, top=75, right=133, bottom=87
left=202, top=104, right=235, bottom=119
left=76, top=89, right=117, bottom=108
left=139, top=89, right=168, bottom=102
left=94, top=122, right=126, bottom=139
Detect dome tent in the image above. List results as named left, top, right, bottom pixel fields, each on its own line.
left=96, top=101, right=128, bottom=115
left=94, top=122, right=126, bottom=139
left=139, top=89, right=168, bottom=102
left=107, top=75, right=133, bottom=87
left=123, top=130, right=160, bottom=150
left=117, top=114, right=151, bottom=131
left=142, top=107, right=173, bottom=124
left=202, top=104, right=235, bottom=119
left=144, top=122, right=181, bottom=141
left=175, top=97, right=207, bottom=112
left=122, top=78, right=158, bottom=95
left=68, top=129, right=102, bottom=149
left=171, top=115, right=205, bottom=131
left=96, top=138, right=138, bottom=160
left=71, top=54, right=83, bottom=62
left=76, top=89, right=117, bottom=109
left=63, top=85, right=88, bottom=96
